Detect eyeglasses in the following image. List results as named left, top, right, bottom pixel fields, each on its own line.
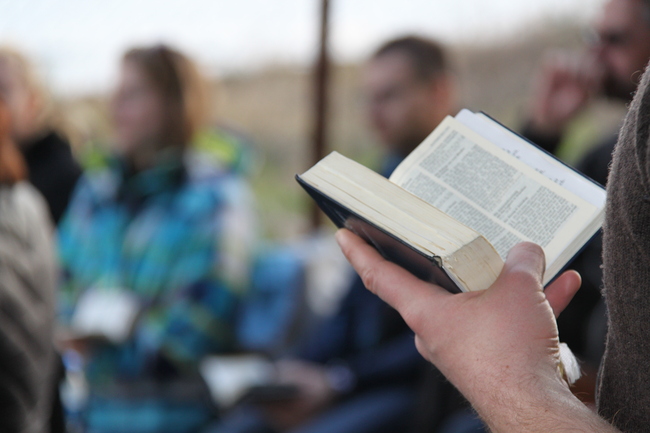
left=584, top=28, right=633, bottom=48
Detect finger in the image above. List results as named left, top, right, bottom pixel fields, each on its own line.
left=544, top=270, right=582, bottom=318
left=335, top=229, right=450, bottom=313
left=493, top=242, right=546, bottom=294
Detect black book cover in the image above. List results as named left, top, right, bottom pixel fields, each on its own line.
left=296, top=175, right=462, bottom=293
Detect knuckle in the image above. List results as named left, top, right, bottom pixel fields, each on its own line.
left=400, top=302, right=437, bottom=335
left=359, top=265, right=379, bottom=294
left=507, top=267, right=541, bottom=288
left=414, top=337, right=429, bottom=360
left=402, top=302, right=422, bottom=326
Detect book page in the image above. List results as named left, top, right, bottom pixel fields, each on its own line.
left=455, top=109, right=606, bottom=208
left=200, top=355, right=275, bottom=408
left=70, top=287, right=140, bottom=344
left=389, top=116, right=599, bottom=265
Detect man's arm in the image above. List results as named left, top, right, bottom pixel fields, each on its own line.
left=336, top=229, right=618, bottom=433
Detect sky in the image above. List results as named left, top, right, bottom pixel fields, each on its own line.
left=0, top=0, right=604, bottom=95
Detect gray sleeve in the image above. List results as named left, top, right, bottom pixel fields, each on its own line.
left=0, top=183, right=57, bottom=433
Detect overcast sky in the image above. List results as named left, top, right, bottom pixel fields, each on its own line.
left=0, top=0, right=603, bottom=95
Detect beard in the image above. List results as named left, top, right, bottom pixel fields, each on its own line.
left=390, top=128, right=432, bottom=157
left=602, top=72, right=641, bottom=102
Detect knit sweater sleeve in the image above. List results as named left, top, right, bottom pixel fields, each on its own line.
left=0, top=183, right=57, bottom=433
left=597, top=62, right=650, bottom=431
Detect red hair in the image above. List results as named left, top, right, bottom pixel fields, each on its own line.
left=0, top=100, right=26, bottom=185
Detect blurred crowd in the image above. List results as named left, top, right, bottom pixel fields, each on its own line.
left=1, top=0, right=649, bottom=432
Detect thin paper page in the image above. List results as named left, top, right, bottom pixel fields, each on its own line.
left=389, top=116, right=598, bottom=267
left=455, top=109, right=606, bottom=209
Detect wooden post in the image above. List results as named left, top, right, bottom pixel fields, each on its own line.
left=310, top=0, right=331, bottom=229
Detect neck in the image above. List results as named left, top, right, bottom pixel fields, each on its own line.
left=124, top=144, right=183, bottom=173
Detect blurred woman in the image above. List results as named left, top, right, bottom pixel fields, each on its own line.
left=57, top=45, right=256, bottom=433
left=0, top=98, right=58, bottom=432
left=0, top=47, right=81, bottom=224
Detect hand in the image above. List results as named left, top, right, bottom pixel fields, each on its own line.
left=260, top=360, right=335, bottom=431
left=336, top=229, right=603, bottom=431
left=56, top=327, right=108, bottom=358
left=529, top=51, right=603, bottom=136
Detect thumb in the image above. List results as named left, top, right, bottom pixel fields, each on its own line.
left=492, top=242, right=546, bottom=295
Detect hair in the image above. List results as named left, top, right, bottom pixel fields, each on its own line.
left=372, top=36, right=449, bottom=82
left=0, top=46, right=54, bottom=133
left=0, top=99, right=26, bottom=185
left=122, top=44, right=210, bottom=148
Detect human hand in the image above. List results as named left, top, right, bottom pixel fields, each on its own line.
left=528, top=51, right=603, bottom=136
left=336, top=229, right=584, bottom=429
left=260, top=360, right=335, bottom=431
left=55, top=328, right=106, bottom=359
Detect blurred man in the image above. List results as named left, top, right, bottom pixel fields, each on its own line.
left=525, top=0, right=650, bottom=168
left=522, top=0, right=650, bottom=377
left=364, top=36, right=456, bottom=176
left=265, top=36, right=461, bottom=433
left=267, top=36, right=457, bottom=433
left=210, top=36, right=461, bottom=433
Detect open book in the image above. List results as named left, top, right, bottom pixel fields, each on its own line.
left=67, top=288, right=140, bottom=344
left=200, top=355, right=298, bottom=408
left=297, top=110, right=606, bottom=293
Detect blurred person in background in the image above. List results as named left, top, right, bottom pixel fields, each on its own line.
left=364, top=36, right=457, bottom=177
left=57, top=44, right=256, bottom=433
left=210, top=36, right=464, bottom=433
left=0, top=98, right=58, bottom=432
left=0, top=46, right=81, bottom=433
left=0, top=47, right=82, bottom=225
left=521, top=0, right=650, bottom=393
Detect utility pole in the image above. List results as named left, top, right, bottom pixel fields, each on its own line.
left=310, top=0, right=331, bottom=229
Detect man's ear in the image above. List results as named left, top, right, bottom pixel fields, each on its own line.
left=429, top=74, right=457, bottom=110
left=425, top=74, right=458, bottom=129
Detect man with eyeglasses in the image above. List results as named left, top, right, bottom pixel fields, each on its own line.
left=363, top=36, right=457, bottom=177
left=526, top=0, right=650, bottom=152
left=521, top=0, right=650, bottom=395
left=207, top=37, right=461, bottom=433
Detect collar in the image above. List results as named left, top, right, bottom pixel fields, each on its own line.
left=116, top=149, right=187, bottom=207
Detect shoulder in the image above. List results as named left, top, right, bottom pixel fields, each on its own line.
left=0, top=183, right=56, bottom=431
left=0, top=182, right=52, bottom=236
left=194, top=126, right=256, bottom=176
left=0, top=183, right=55, bottom=290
